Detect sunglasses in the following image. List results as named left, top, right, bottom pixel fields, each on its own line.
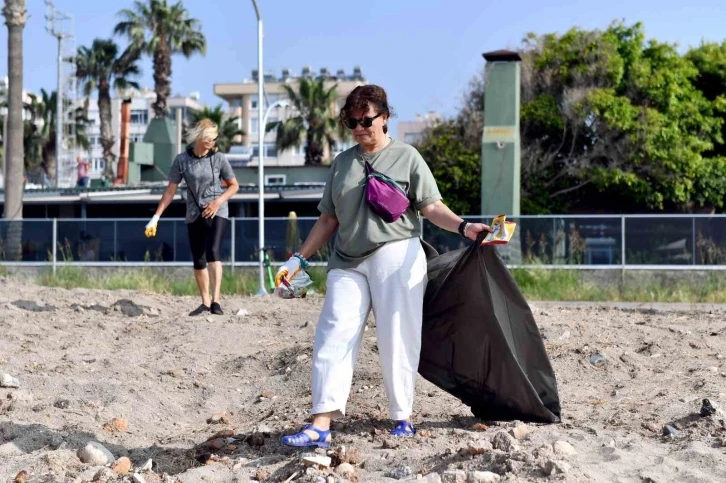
left=344, top=112, right=383, bottom=130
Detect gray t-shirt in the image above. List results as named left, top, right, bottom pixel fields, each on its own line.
left=168, top=148, right=236, bottom=224
left=318, top=139, right=442, bottom=270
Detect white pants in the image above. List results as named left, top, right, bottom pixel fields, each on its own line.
left=311, top=237, right=428, bottom=421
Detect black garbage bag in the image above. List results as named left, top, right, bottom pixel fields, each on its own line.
left=419, top=238, right=561, bottom=423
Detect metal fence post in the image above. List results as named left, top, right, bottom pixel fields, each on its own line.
left=173, top=222, right=177, bottom=262
left=231, top=218, right=236, bottom=274
left=620, top=216, right=626, bottom=267
left=692, top=216, right=696, bottom=265
left=113, top=221, right=117, bottom=261
left=52, top=218, right=57, bottom=276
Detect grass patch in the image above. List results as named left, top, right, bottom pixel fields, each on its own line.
left=34, top=265, right=726, bottom=303
left=511, top=268, right=726, bottom=303
left=37, top=266, right=329, bottom=297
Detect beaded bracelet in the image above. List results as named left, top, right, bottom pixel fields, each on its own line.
left=293, top=252, right=310, bottom=269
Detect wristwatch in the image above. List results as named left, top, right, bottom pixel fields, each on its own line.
left=457, top=220, right=470, bottom=239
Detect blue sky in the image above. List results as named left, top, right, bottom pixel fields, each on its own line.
left=1, top=0, right=725, bottom=137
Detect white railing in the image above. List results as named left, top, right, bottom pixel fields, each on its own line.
left=0, top=215, right=724, bottom=274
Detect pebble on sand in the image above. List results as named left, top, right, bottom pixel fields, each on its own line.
left=553, top=440, right=578, bottom=457
left=302, top=455, right=332, bottom=469
left=1, top=374, right=19, bottom=388
left=335, top=462, right=356, bottom=477
left=544, top=460, right=571, bottom=475
left=112, top=457, right=131, bottom=474
left=103, top=418, right=128, bottom=433
left=492, top=431, right=519, bottom=452
left=509, top=424, right=531, bottom=440
left=77, top=442, right=115, bottom=466
left=469, top=471, right=501, bottom=483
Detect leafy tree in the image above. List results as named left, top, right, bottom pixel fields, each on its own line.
left=415, top=121, right=480, bottom=215
left=76, top=39, right=141, bottom=180
left=267, top=77, right=349, bottom=165
left=114, top=0, right=206, bottom=118
left=418, top=20, right=726, bottom=214
left=22, top=89, right=90, bottom=183
left=189, top=104, right=244, bottom=153
left=686, top=41, right=726, bottom=159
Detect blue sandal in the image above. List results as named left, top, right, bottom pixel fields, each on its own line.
left=391, top=420, right=416, bottom=437
left=281, top=424, right=331, bottom=448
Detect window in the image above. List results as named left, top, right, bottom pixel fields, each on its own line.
left=229, top=99, right=242, bottom=108
left=292, top=144, right=307, bottom=156
left=265, top=174, right=286, bottom=186
left=249, top=118, right=259, bottom=134
left=130, top=109, right=148, bottom=125
left=250, top=94, right=281, bottom=110
left=252, top=143, right=278, bottom=158
left=91, top=158, right=105, bottom=172
left=130, top=135, right=144, bottom=143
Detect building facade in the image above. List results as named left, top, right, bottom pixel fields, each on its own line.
left=214, top=66, right=366, bottom=168
left=78, top=88, right=204, bottom=179
left=397, top=111, right=442, bottom=146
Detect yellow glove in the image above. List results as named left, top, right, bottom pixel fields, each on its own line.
left=145, top=215, right=160, bottom=238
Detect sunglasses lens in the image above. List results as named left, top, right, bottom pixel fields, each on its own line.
left=344, top=118, right=357, bottom=129
left=361, top=117, right=374, bottom=128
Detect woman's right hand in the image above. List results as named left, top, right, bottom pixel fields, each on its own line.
left=145, top=215, right=160, bottom=238
left=275, top=256, right=302, bottom=287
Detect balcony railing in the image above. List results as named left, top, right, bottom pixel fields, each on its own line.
left=0, top=215, right=725, bottom=273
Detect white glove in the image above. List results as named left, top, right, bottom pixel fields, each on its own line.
left=145, top=214, right=160, bottom=238
left=275, top=256, right=301, bottom=287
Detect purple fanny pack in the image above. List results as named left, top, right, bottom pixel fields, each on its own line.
left=365, top=160, right=410, bottom=223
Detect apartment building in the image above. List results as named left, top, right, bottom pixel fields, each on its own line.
left=79, top=88, right=204, bottom=179
left=214, top=66, right=366, bottom=171
left=397, top=111, right=442, bottom=146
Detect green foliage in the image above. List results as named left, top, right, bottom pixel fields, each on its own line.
left=417, top=19, right=726, bottom=214
left=114, top=0, right=206, bottom=118
left=267, top=77, right=349, bottom=165
left=414, top=121, right=480, bottom=214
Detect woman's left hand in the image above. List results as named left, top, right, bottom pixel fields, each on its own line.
left=465, top=223, right=493, bottom=241
left=202, top=199, right=222, bottom=218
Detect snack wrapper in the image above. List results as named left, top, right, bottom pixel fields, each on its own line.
left=481, top=214, right=517, bottom=245
left=274, top=269, right=314, bottom=299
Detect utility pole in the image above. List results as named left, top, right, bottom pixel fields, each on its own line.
left=44, top=0, right=74, bottom=187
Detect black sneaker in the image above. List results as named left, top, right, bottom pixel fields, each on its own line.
left=189, top=304, right=210, bottom=316
left=210, top=302, right=224, bottom=315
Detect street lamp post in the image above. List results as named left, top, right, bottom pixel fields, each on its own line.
left=250, top=0, right=266, bottom=296
left=254, top=99, right=290, bottom=295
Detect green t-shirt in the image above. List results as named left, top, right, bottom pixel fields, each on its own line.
left=318, top=138, right=442, bottom=270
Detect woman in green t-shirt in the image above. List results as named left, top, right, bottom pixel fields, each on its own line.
left=277, top=85, right=492, bottom=448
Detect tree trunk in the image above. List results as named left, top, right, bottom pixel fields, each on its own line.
left=42, top=131, right=56, bottom=184
left=152, top=38, right=171, bottom=118
left=3, top=0, right=27, bottom=261
left=305, top=129, right=323, bottom=166
left=98, top=84, right=116, bottom=180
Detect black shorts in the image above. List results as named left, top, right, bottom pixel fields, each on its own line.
left=187, top=216, right=229, bottom=270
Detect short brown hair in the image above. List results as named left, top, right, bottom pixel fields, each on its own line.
left=340, top=85, right=395, bottom=134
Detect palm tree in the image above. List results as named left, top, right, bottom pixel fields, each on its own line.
left=189, top=104, right=244, bottom=153
left=75, top=39, right=141, bottom=180
left=22, top=89, right=90, bottom=184
left=114, top=0, right=206, bottom=119
left=267, top=77, right=348, bottom=166
left=2, top=0, right=27, bottom=261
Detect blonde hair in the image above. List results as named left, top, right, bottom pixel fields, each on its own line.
left=186, top=118, right=219, bottom=149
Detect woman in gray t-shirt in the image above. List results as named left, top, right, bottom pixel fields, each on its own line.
left=276, top=85, right=492, bottom=448
left=145, top=119, right=239, bottom=316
